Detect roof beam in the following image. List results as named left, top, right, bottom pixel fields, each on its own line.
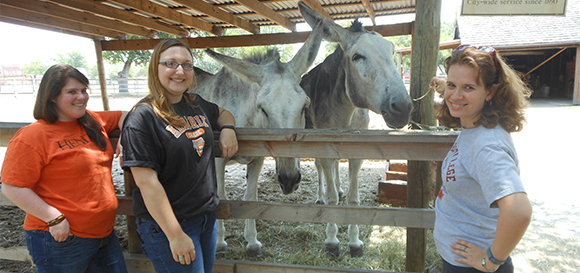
left=107, top=0, right=222, bottom=36
left=48, top=0, right=189, bottom=37
left=100, top=22, right=413, bottom=51
left=360, top=0, right=376, bottom=25
left=172, top=0, right=259, bottom=34
left=234, top=0, right=295, bottom=32
left=0, top=16, right=99, bottom=39
left=2, top=0, right=156, bottom=38
left=299, top=0, right=332, bottom=19
left=0, top=4, right=126, bottom=39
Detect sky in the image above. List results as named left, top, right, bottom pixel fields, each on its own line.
left=0, top=0, right=462, bottom=68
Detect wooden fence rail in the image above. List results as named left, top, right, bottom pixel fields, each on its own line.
left=0, top=122, right=458, bottom=273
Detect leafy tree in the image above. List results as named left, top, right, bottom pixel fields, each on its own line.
left=22, top=59, right=49, bottom=76
left=53, top=50, right=88, bottom=70
left=103, top=34, right=154, bottom=80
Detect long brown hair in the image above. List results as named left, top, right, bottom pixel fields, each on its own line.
left=142, top=39, right=197, bottom=126
left=435, top=46, right=531, bottom=132
left=33, top=64, right=107, bottom=150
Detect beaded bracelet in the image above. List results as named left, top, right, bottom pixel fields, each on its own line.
left=47, top=214, right=66, bottom=227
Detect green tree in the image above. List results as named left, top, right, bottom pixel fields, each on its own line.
left=22, top=59, right=49, bottom=76
left=53, top=50, right=88, bottom=70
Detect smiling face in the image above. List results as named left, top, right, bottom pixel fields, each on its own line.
left=53, top=78, right=89, bottom=122
left=445, top=64, right=495, bottom=128
left=158, top=46, right=194, bottom=103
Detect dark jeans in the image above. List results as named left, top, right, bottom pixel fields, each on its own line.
left=25, top=230, right=127, bottom=273
left=442, top=256, right=514, bottom=273
left=136, top=211, right=217, bottom=273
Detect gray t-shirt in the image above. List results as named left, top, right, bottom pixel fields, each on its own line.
left=434, top=124, right=526, bottom=267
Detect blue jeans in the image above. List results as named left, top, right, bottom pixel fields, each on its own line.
left=136, top=212, right=217, bottom=273
left=25, top=230, right=127, bottom=273
left=442, top=256, right=514, bottom=273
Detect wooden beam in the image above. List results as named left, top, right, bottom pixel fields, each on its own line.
left=575, top=46, right=580, bottom=105
left=2, top=0, right=155, bottom=38
left=94, top=39, right=110, bottom=111
left=299, top=0, right=332, bottom=20
left=396, top=39, right=461, bottom=55
left=48, top=0, right=189, bottom=37
left=108, top=0, right=222, bottom=35
left=172, top=0, right=259, bottom=34
left=0, top=4, right=126, bottom=39
left=234, top=0, right=295, bottom=31
left=523, top=47, right=568, bottom=77
left=407, top=0, right=441, bottom=272
left=0, top=16, right=100, bottom=39
left=100, top=22, right=413, bottom=51
left=360, top=0, right=376, bottom=25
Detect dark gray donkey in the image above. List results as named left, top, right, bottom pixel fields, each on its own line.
left=298, top=1, right=413, bottom=257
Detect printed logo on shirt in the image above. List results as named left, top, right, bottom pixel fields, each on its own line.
left=56, top=134, right=91, bottom=150
left=192, top=137, right=205, bottom=157
left=445, top=143, right=459, bottom=183
left=186, top=128, right=205, bottom=139
left=165, top=115, right=210, bottom=138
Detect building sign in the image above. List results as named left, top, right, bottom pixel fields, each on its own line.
left=461, top=0, right=567, bottom=16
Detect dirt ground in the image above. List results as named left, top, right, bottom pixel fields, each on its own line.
left=1, top=94, right=579, bottom=272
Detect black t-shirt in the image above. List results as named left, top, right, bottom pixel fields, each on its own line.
left=121, top=95, right=220, bottom=221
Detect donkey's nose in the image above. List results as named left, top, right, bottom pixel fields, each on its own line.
left=278, top=173, right=301, bottom=195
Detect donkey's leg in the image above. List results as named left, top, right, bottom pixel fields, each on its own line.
left=243, top=157, right=265, bottom=257
left=347, top=159, right=364, bottom=257
left=333, top=159, right=345, bottom=201
left=315, top=158, right=326, bottom=204
left=215, top=158, right=228, bottom=254
left=321, top=158, right=340, bottom=256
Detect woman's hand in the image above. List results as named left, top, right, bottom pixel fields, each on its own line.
left=169, top=231, right=196, bottom=265
left=451, top=239, right=499, bottom=272
left=430, top=76, right=447, bottom=95
left=218, top=128, right=238, bottom=158
left=49, top=219, right=73, bottom=242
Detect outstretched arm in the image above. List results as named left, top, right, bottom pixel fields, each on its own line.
left=217, top=107, right=238, bottom=158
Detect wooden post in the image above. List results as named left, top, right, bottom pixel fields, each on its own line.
left=407, top=0, right=441, bottom=272
left=94, top=39, right=110, bottom=111
left=124, top=172, right=142, bottom=254
left=574, top=46, right=580, bottom=105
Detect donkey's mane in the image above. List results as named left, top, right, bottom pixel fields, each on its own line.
left=349, top=19, right=365, bottom=33
left=244, top=48, right=281, bottom=64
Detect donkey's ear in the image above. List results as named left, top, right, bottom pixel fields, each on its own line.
left=290, top=19, right=323, bottom=75
left=204, top=49, right=265, bottom=83
left=298, top=1, right=348, bottom=44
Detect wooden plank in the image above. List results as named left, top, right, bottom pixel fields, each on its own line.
left=406, top=0, right=442, bottom=272
left=235, top=0, right=295, bottom=31
left=0, top=246, right=30, bottom=262
left=172, top=0, right=259, bottom=34
left=2, top=0, right=156, bottom=38
left=49, top=0, right=188, bottom=37
left=99, top=22, right=413, bottom=51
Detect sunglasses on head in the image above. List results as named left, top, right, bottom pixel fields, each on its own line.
left=456, top=44, right=500, bottom=71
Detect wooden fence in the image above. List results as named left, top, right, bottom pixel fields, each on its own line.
left=0, top=122, right=458, bottom=273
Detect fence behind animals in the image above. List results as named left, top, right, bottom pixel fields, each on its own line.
left=0, top=123, right=458, bottom=273
left=0, top=77, right=149, bottom=95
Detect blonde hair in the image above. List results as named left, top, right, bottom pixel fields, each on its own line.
left=141, top=39, right=198, bottom=127
left=435, top=46, right=532, bottom=132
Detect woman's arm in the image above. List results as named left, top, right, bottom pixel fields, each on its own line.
left=115, top=111, right=128, bottom=158
left=1, top=184, right=71, bottom=241
left=130, top=167, right=196, bottom=265
left=216, top=107, right=238, bottom=158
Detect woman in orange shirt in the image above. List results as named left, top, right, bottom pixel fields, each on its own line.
left=1, top=64, right=128, bottom=273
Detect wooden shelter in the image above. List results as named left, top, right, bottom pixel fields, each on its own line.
left=0, top=0, right=444, bottom=272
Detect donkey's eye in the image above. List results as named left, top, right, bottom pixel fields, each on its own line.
left=352, top=54, right=366, bottom=61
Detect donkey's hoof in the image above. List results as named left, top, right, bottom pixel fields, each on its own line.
left=338, top=191, right=345, bottom=201
left=349, top=246, right=364, bottom=257
left=216, top=244, right=228, bottom=254
left=315, top=199, right=325, bottom=204
left=325, top=243, right=340, bottom=257
left=246, top=246, right=263, bottom=257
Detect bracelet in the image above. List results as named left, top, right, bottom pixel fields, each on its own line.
left=481, top=257, right=498, bottom=273
left=221, top=125, right=236, bottom=132
left=487, top=247, right=506, bottom=265
left=47, top=214, right=66, bottom=227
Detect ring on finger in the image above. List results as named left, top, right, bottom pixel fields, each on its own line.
left=178, top=255, right=185, bottom=260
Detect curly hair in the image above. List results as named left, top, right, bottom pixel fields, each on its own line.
left=435, top=46, right=531, bottom=132
left=141, top=39, right=197, bottom=127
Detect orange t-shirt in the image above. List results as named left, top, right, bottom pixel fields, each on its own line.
left=1, top=110, right=122, bottom=238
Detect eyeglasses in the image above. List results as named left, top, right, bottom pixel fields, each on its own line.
left=456, top=44, right=500, bottom=71
left=159, top=61, right=194, bottom=71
